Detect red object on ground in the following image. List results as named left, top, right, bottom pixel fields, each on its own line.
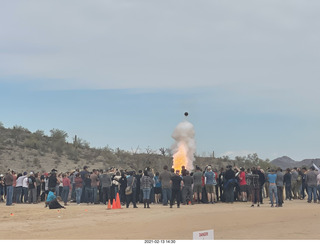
left=116, top=193, right=121, bottom=209
left=112, top=199, right=117, bottom=209
left=107, top=199, right=112, bottom=210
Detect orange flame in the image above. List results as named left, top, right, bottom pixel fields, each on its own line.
left=173, top=143, right=188, bottom=172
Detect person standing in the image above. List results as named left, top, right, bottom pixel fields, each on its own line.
left=28, top=172, right=37, bottom=204
left=250, top=168, right=260, bottom=207
left=22, top=172, right=29, bottom=203
left=159, top=165, right=172, bottom=206
left=62, top=173, right=71, bottom=206
left=306, top=166, right=318, bottom=203
left=90, top=169, right=99, bottom=204
left=74, top=173, right=83, bottom=205
left=146, top=167, right=155, bottom=204
left=70, top=170, right=78, bottom=202
left=0, top=174, right=4, bottom=202
left=135, top=170, right=143, bottom=203
left=153, top=172, right=162, bottom=204
left=284, top=168, right=292, bottom=200
left=224, top=165, right=236, bottom=203
left=296, top=168, right=303, bottom=200
left=112, top=171, right=121, bottom=200
left=84, top=173, right=92, bottom=204
left=141, top=170, right=154, bottom=208
left=192, top=166, right=203, bottom=204
left=170, top=170, right=182, bottom=208
left=276, top=168, right=284, bottom=207
left=40, top=173, right=49, bottom=202
left=4, top=170, right=14, bottom=206
left=12, top=171, right=17, bottom=203
left=300, top=167, right=307, bottom=200
left=204, top=166, right=216, bottom=204
left=80, top=166, right=90, bottom=202
left=257, top=168, right=265, bottom=204
left=182, top=171, right=193, bottom=205
left=15, top=173, right=25, bottom=203
left=119, top=172, right=127, bottom=205
left=35, top=173, right=41, bottom=202
left=218, top=168, right=225, bottom=202
left=100, top=169, right=112, bottom=205
left=317, top=170, right=320, bottom=204
left=48, top=170, right=58, bottom=193
left=126, top=171, right=138, bottom=208
left=239, top=167, right=247, bottom=202
left=291, top=168, right=299, bottom=199
left=267, top=169, right=278, bottom=207
left=57, top=173, right=63, bottom=197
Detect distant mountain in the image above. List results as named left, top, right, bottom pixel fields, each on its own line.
left=270, top=156, right=297, bottom=169
left=271, top=156, right=320, bottom=169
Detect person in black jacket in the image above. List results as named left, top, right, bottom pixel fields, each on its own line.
left=300, top=167, right=307, bottom=200
left=170, top=170, right=182, bottom=208
left=218, top=168, right=225, bottom=202
left=257, top=168, right=265, bottom=204
left=48, top=170, right=58, bottom=193
left=284, top=168, right=292, bottom=200
left=224, top=165, right=235, bottom=203
left=119, top=171, right=127, bottom=205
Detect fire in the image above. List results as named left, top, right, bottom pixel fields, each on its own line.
left=172, top=143, right=188, bottom=172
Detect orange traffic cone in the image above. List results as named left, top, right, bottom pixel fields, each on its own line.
left=116, top=193, right=121, bottom=209
left=112, top=199, right=117, bottom=209
left=107, top=199, right=112, bottom=210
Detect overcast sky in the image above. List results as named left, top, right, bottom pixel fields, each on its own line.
left=1, top=0, right=320, bottom=161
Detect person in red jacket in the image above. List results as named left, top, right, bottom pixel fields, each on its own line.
left=62, top=173, right=71, bottom=206
left=239, top=167, right=247, bottom=202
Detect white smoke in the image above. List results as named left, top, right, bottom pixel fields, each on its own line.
left=171, top=120, right=196, bottom=171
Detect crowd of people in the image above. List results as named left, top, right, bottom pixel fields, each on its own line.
left=1, top=164, right=320, bottom=209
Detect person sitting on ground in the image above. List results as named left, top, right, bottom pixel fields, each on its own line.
left=45, top=188, right=65, bottom=209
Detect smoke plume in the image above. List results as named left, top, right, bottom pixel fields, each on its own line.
left=171, top=120, right=196, bottom=171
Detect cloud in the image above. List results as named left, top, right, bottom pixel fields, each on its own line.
left=1, top=0, right=320, bottom=92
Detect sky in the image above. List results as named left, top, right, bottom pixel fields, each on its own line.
left=1, top=0, right=320, bottom=161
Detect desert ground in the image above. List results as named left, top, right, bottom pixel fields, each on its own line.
left=0, top=200, right=319, bottom=240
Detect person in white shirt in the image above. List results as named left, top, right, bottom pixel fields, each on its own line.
left=15, top=173, right=28, bottom=203
left=22, top=172, right=29, bottom=203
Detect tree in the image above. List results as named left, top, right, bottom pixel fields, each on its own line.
left=222, top=155, right=230, bottom=162
left=50, top=129, right=68, bottom=156
left=24, top=130, right=46, bottom=150
left=159, top=148, right=166, bottom=156
left=50, top=129, right=68, bottom=142
left=11, top=125, right=30, bottom=145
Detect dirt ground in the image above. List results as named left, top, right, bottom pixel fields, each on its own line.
left=0, top=200, right=319, bottom=240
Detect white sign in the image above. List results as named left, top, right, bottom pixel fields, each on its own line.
left=193, top=229, right=214, bottom=240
